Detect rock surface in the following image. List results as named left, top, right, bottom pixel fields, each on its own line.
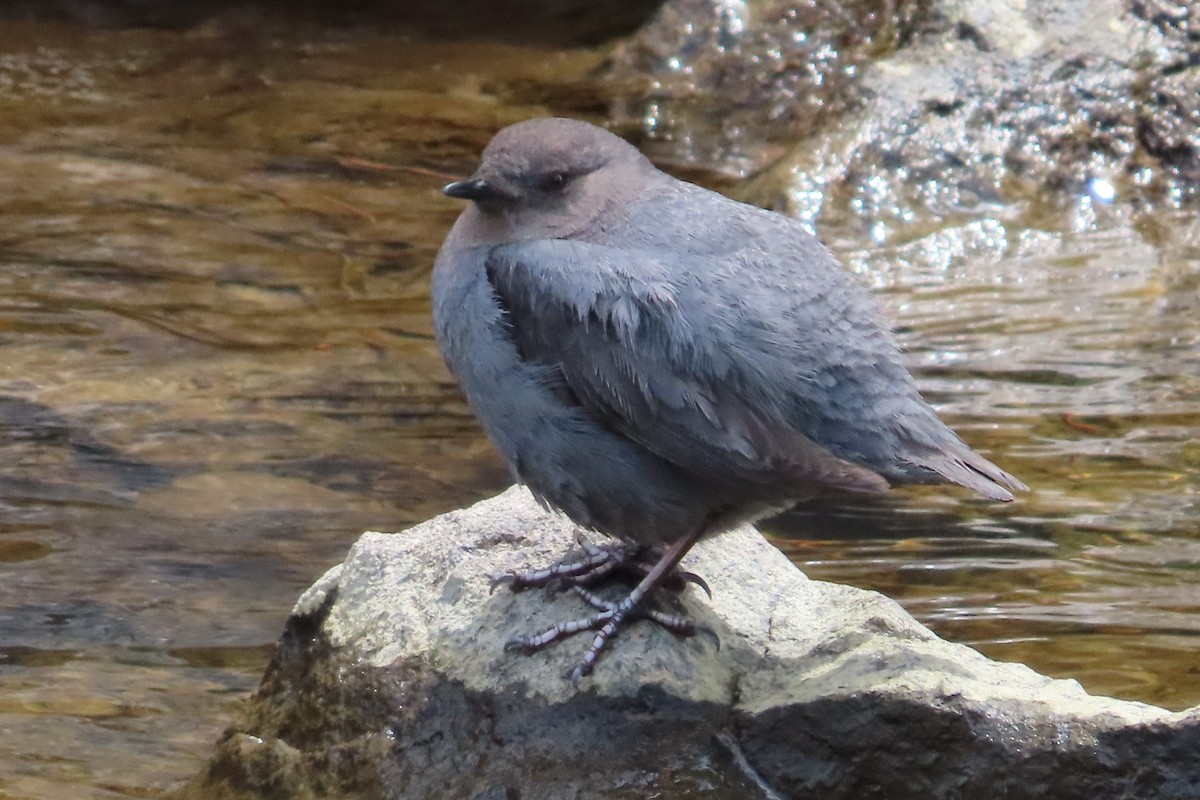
left=605, top=0, right=1200, bottom=238
left=182, top=487, right=1200, bottom=799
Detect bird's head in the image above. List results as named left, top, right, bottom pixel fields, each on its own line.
left=443, top=118, right=654, bottom=236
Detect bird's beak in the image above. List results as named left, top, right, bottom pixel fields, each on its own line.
left=442, top=177, right=496, bottom=202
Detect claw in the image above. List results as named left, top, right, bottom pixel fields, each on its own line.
left=489, top=573, right=515, bottom=595
left=675, top=570, right=712, bottom=599
left=695, top=622, right=721, bottom=651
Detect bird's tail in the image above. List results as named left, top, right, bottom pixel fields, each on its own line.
left=910, top=441, right=1028, bottom=502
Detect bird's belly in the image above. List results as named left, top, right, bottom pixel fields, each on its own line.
left=477, top=371, right=727, bottom=545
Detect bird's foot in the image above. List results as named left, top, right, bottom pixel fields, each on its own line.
left=497, top=531, right=719, bottom=682
left=489, top=530, right=711, bottom=597
left=504, top=585, right=718, bottom=684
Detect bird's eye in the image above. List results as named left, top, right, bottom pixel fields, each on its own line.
left=539, top=172, right=569, bottom=192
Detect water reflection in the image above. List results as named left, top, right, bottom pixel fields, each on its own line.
left=0, top=7, right=1197, bottom=799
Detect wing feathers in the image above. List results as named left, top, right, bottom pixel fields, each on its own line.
left=486, top=238, right=1020, bottom=502
left=487, top=241, right=889, bottom=496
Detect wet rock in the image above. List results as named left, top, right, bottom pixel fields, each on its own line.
left=605, top=0, right=1200, bottom=239
left=605, top=0, right=927, bottom=174
left=182, top=487, right=1200, bottom=800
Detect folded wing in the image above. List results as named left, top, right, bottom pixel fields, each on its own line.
left=485, top=238, right=890, bottom=496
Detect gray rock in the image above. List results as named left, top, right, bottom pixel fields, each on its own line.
left=182, top=487, right=1200, bottom=800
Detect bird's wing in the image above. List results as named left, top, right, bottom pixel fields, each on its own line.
left=484, top=238, right=890, bottom=495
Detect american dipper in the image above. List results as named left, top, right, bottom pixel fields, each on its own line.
left=433, top=117, right=1026, bottom=681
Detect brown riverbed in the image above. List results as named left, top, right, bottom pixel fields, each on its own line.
left=0, top=6, right=1198, bottom=798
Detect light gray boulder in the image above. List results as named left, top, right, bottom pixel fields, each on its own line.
left=183, top=486, right=1200, bottom=800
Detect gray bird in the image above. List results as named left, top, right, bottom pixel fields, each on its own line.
left=433, top=117, right=1026, bottom=681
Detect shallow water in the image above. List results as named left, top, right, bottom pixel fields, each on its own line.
left=0, top=8, right=1197, bottom=798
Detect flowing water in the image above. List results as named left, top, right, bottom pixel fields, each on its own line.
left=0, top=7, right=1197, bottom=798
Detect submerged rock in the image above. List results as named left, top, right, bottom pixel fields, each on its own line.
left=182, top=487, right=1200, bottom=799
